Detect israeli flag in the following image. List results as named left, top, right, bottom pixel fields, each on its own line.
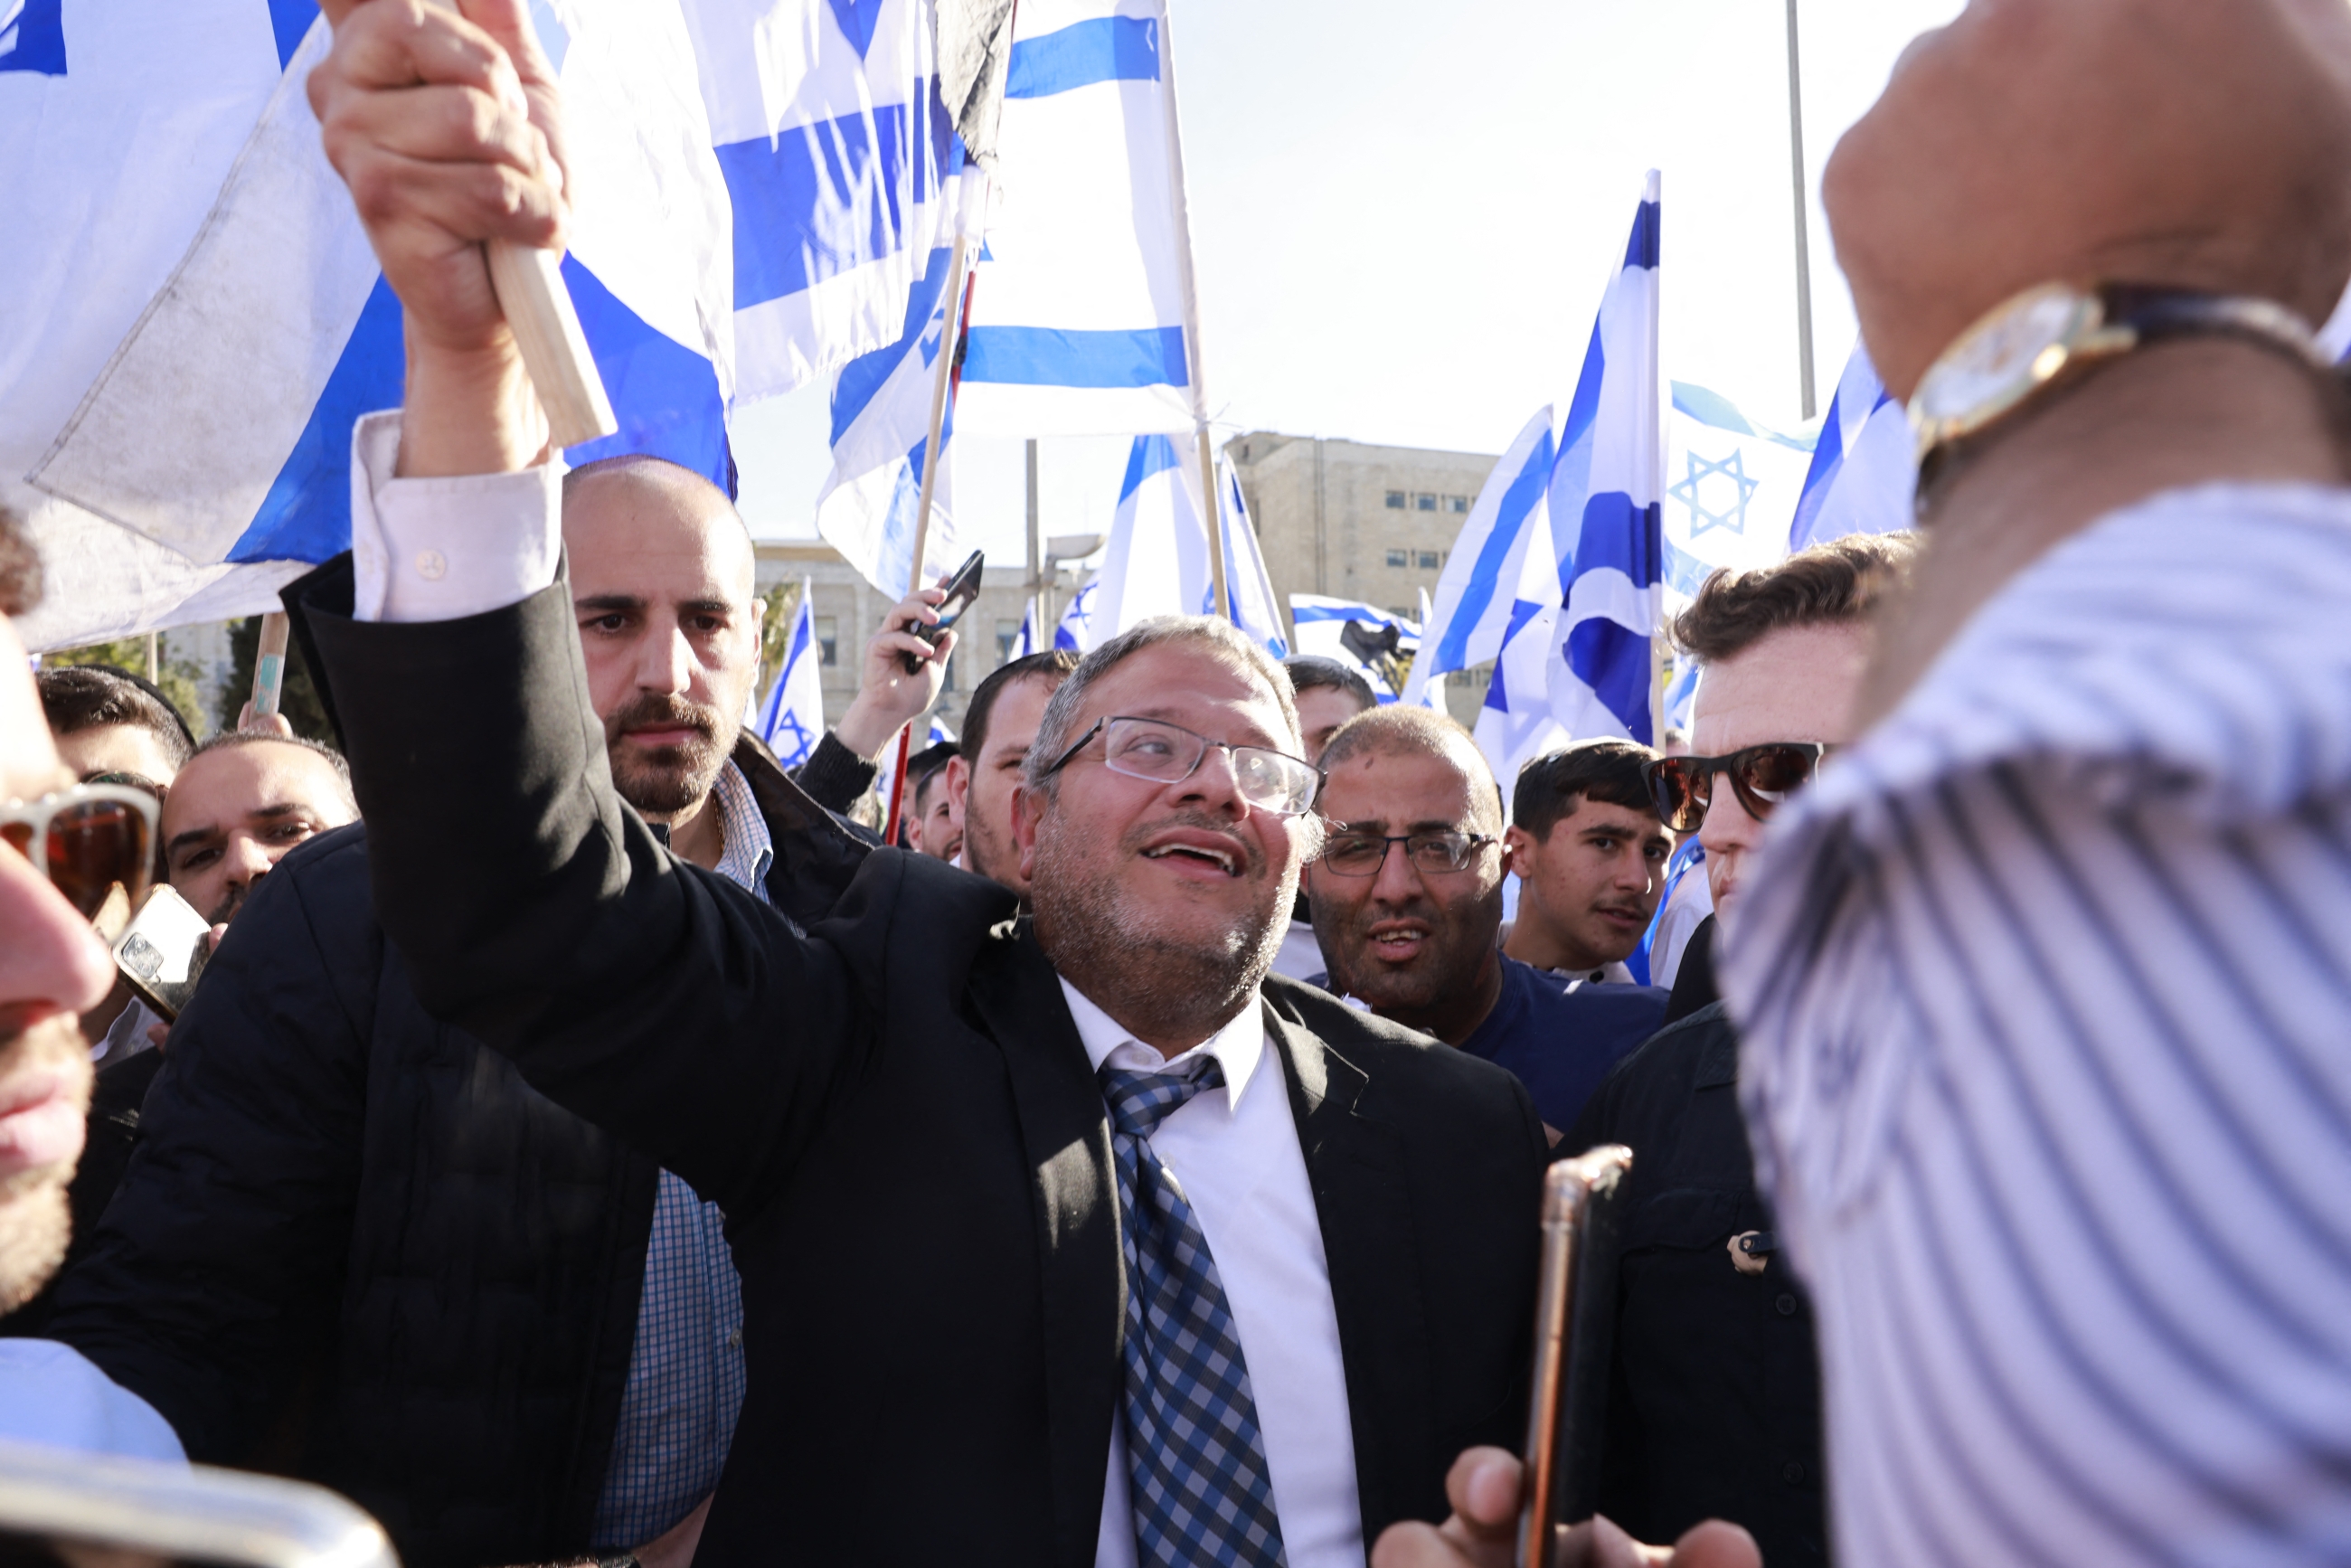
left=1077, top=433, right=1211, bottom=648
left=812, top=220, right=970, bottom=596
left=1214, top=456, right=1289, bottom=657
left=1547, top=171, right=1664, bottom=746
left=1788, top=341, right=1915, bottom=551
left=7, top=0, right=940, bottom=650
left=954, top=0, right=1198, bottom=436
left=1402, top=406, right=1556, bottom=706
left=1053, top=577, right=1098, bottom=650
left=1470, top=479, right=1570, bottom=798
left=1289, top=596, right=1420, bottom=703
left=703, top=0, right=955, bottom=401
left=1662, top=382, right=1816, bottom=606
left=1009, top=602, right=1039, bottom=660
left=754, top=578, right=825, bottom=767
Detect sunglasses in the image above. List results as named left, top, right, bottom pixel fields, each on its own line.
left=0, top=783, right=161, bottom=920
left=1641, top=742, right=1828, bottom=833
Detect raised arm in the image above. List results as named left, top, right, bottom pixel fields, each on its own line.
left=296, top=0, right=870, bottom=1211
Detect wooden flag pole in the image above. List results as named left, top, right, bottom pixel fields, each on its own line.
left=486, top=241, right=618, bottom=449
left=248, top=611, right=291, bottom=724
left=883, top=228, right=979, bottom=845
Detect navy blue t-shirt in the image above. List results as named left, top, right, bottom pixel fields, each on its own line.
left=1459, top=955, right=1667, bottom=1130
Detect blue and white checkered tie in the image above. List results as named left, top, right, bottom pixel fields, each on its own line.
left=1100, top=1059, right=1288, bottom=1568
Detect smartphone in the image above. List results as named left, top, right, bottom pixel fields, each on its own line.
left=1516, top=1143, right=1634, bottom=1568
left=109, top=884, right=213, bottom=1022
left=903, top=549, right=985, bottom=674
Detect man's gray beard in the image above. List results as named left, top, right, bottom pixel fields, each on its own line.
left=0, top=1012, right=90, bottom=1315
left=1030, top=819, right=1291, bottom=1047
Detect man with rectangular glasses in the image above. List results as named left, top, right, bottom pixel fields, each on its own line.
left=1305, top=706, right=1668, bottom=1136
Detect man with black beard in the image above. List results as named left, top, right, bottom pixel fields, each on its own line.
left=35, top=455, right=901, bottom=1567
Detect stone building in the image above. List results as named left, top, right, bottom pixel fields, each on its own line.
left=1223, top=430, right=1501, bottom=730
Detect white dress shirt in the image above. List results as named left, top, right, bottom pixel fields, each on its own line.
left=0, top=1341, right=184, bottom=1461
left=1059, top=979, right=1363, bottom=1568
left=1724, top=483, right=2351, bottom=1566
left=341, top=417, right=1366, bottom=1564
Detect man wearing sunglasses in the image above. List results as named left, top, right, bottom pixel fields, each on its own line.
left=0, top=507, right=180, bottom=1459
left=1556, top=533, right=1916, bottom=1568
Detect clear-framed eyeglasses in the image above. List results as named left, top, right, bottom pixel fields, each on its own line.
left=1317, top=829, right=1499, bottom=877
left=1041, top=716, right=1323, bottom=817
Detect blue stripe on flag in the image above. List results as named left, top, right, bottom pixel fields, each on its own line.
left=829, top=246, right=954, bottom=445
left=266, top=0, right=314, bottom=68
left=559, top=256, right=736, bottom=495
left=716, top=87, right=950, bottom=310
left=1119, top=433, right=1183, bottom=503
left=1662, top=537, right=1715, bottom=599
left=0, top=0, right=67, bottom=75
left=1433, top=432, right=1552, bottom=672
left=232, top=277, right=404, bottom=563
left=961, top=325, right=1188, bottom=389
left=1570, top=496, right=1664, bottom=588
left=1566, top=617, right=1653, bottom=742
left=1006, top=16, right=1162, bottom=97
left=1622, top=198, right=1661, bottom=270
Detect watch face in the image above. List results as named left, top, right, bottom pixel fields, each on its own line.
left=1912, top=284, right=2100, bottom=428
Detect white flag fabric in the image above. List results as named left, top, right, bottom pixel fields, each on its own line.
left=1545, top=171, right=1664, bottom=746
left=1402, top=405, right=1556, bottom=706
left=5, top=0, right=943, bottom=648
left=1787, top=342, right=1915, bottom=552
left=1214, top=456, right=1289, bottom=657
left=953, top=0, right=1197, bottom=436
left=754, top=578, right=826, bottom=767
left=1662, top=381, right=1816, bottom=609
left=1078, top=433, right=1212, bottom=648
left=1289, top=596, right=1420, bottom=702
left=1469, top=482, right=1570, bottom=799
left=1414, top=588, right=1447, bottom=712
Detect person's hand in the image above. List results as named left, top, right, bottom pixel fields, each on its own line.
left=310, top=0, right=571, bottom=474
left=830, top=586, right=958, bottom=762
left=234, top=704, right=296, bottom=738
left=633, top=1495, right=711, bottom=1568
left=1369, top=1448, right=1759, bottom=1568
left=1825, top=0, right=2351, bottom=399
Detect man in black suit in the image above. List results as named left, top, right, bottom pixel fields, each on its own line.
left=297, top=6, right=1555, bottom=1563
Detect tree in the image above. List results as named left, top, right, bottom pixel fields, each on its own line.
left=217, top=616, right=336, bottom=742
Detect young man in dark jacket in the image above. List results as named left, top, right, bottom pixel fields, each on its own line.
left=34, top=458, right=949, bottom=1567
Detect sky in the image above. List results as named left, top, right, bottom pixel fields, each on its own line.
left=732, top=0, right=1965, bottom=568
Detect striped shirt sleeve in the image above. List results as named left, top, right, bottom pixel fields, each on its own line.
left=1720, top=483, right=2351, bottom=1568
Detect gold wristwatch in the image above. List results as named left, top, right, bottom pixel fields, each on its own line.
left=1907, top=282, right=2328, bottom=519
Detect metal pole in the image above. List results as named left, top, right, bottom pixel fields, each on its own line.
left=1785, top=0, right=1818, bottom=420
left=1025, top=438, right=1043, bottom=647
left=1155, top=5, right=1232, bottom=621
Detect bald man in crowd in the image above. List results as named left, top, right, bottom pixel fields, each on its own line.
left=1306, top=707, right=1668, bottom=1134
left=35, top=455, right=912, bottom=1567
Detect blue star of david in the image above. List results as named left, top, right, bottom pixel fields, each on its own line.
left=771, top=711, right=816, bottom=768
left=1668, top=447, right=1761, bottom=539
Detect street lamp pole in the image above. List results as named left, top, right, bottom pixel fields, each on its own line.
left=1785, top=0, right=1818, bottom=420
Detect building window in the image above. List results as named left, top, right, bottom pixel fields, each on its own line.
left=1447, top=496, right=1469, bottom=514
left=1385, top=548, right=1409, bottom=568
left=996, top=619, right=1022, bottom=664
left=815, top=617, right=838, bottom=665
left=1416, top=551, right=1440, bottom=570
left=1384, top=490, right=1406, bottom=509
left=1415, top=493, right=1438, bottom=511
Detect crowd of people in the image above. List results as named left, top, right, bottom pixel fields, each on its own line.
left=3, top=0, right=2351, bottom=1564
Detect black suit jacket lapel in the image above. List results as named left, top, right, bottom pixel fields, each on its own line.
left=967, top=924, right=1123, bottom=1568
left=1265, top=1004, right=1440, bottom=1544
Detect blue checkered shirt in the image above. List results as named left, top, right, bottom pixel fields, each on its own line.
left=589, top=761, right=768, bottom=1549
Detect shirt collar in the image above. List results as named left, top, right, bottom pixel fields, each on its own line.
left=709, top=760, right=775, bottom=903
left=1056, top=975, right=1268, bottom=1110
